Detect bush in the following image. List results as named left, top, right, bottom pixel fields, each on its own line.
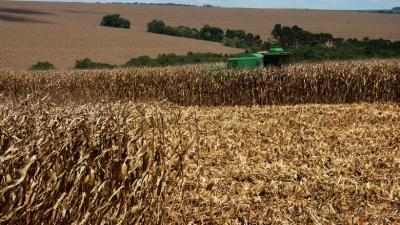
left=156, top=54, right=184, bottom=66
left=185, top=52, right=225, bottom=63
left=125, top=55, right=157, bottom=67
left=155, top=52, right=226, bottom=66
left=124, top=52, right=226, bottom=68
left=101, top=14, right=130, bottom=29
left=30, top=61, right=55, bottom=70
left=74, top=58, right=116, bottom=69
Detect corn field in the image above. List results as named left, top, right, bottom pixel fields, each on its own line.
left=0, top=60, right=399, bottom=105
left=1, top=60, right=400, bottom=224
left=0, top=101, right=199, bottom=224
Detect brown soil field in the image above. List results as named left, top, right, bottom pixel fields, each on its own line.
left=1, top=1, right=400, bottom=70
left=0, top=1, right=242, bottom=70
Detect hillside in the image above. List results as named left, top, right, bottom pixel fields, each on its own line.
left=1, top=1, right=400, bottom=69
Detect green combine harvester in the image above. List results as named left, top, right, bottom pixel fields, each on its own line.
left=226, top=48, right=291, bottom=69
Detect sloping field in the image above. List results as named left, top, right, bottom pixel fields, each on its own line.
left=0, top=1, right=242, bottom=70
left=1, top=1, right=400, bottom=69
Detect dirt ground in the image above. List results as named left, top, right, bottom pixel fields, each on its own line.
left=1, top=1, right=400, bottom=69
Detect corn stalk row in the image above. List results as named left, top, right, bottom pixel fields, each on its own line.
left=0, top=60, right=399, bottom=105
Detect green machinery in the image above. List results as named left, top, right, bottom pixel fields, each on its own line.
left=227, top=53, right=264, bottom=69
left=227, top=48, right=291, bottom=69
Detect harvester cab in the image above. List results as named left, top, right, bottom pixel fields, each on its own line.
left=258, top=48, right=291, bottom=68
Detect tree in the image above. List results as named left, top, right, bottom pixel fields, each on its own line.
left=147, top=20, right=166, bottom=33
left=101, top=14, right=130, bottom=29
left=271, top=24, right=282, bottom=39
left=272, top=24, right=335, bottom=46
left=226, top=29, right=246, bottom=40
left=200, top=25, right=224, bottom=42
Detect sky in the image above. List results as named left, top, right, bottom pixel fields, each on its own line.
left=23, top=0, right=400, bottom=10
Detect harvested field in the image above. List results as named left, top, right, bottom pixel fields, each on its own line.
left=1, top=1, right=400, bottom=69
left=1, top=100, right=399, bottom=224
left=1, top=60, right=399, bottom=105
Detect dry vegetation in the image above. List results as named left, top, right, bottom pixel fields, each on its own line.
left=0, top=101, right=196, bottom=224
left=1, top=101, right=399, bottom=224
left=1, top=60, right=400, bottom=224
left=0, top=60, right=399, bottom=105
left=1, top=1, right=400, bottom=69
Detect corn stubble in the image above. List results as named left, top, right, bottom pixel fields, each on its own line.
left=1, top=59, right=400, bottom=224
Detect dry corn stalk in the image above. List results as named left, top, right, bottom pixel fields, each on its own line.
left=0, top=102, right=197, bottom=224
left=0, top=59, right=399, bottom=105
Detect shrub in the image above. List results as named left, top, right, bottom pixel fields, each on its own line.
left=185, top=52, right=225, bottom=63
left=223, top=37, right=243, bottom=48
left=125, top=55, right=157, bottom=67
left=124, top=52, right=226, bottom=68
left=156, top=54, right=185, bottom=66
left=155, top=53, right=226, bottom=66
left=100, top=14, right=130, bottom=29
left=30, top=61, right=55, bottom=70
left=74, top=58, right=116, bottom=69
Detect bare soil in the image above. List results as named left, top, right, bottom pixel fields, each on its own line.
left=1, top=1, right=399, bottom=69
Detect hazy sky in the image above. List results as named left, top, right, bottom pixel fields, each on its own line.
left=24, top=0, right=400, bottom=10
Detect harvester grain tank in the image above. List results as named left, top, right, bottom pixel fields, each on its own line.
left=227, top=53, right=264, bottom=69
left=227, top=48, right=291, bottom=69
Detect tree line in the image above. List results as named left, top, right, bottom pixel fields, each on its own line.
left=272, top=24, right=400, bottom=61
left=147, top=20, right=268, bottom=51
left=147, top=20, right=400, bottom=62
